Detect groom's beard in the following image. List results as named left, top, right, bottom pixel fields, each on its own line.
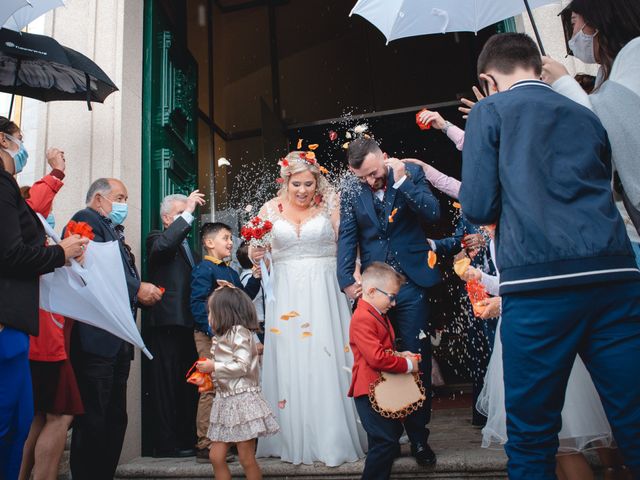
left=371, top=176, right=387, bottom=191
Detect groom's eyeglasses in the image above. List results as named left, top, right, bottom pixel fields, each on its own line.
left=375, top=288, right=397, bottom=304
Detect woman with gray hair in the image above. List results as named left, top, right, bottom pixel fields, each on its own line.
left=254, top=150, right=366, bottom=466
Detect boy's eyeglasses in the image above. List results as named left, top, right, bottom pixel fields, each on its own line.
left=375, top=288, right=397, bottom=304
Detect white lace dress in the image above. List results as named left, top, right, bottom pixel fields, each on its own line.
left=255, top=200, right=367, bottom=466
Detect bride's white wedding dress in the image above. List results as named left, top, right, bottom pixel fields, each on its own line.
left=256, top=200, right=367, bottom=466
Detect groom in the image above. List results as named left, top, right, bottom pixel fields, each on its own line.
left=338, top=137, right=440, bottom=466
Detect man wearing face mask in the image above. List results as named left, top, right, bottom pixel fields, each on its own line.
left=67, top=178, right=162, bottom=480
left=144, top=190, right=205, bottom=458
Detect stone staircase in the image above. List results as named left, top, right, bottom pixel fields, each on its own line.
left=115, top=408, right=509, bottom=479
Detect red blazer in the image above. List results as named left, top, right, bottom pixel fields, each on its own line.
left=348, top=300, right=409, bottom=398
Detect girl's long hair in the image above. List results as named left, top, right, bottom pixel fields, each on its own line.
left=208, top=286, right=259, bottom=336
left=570, top=0, right=640, bottom=81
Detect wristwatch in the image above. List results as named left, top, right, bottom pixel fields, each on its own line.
left=442, top=121, right=453, bottom=134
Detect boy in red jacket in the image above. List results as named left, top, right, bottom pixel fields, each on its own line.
left=349, top=262, right=421, bottom=480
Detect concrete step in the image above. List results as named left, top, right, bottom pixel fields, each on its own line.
left=115, top=408, right=509, bottom=479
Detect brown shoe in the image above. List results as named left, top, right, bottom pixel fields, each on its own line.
left=195, top=448, right=210, bottom=463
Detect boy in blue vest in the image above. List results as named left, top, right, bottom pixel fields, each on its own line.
left=459, top=33, right=640, bottom=479
left=190, top=222, right=261, bottom=461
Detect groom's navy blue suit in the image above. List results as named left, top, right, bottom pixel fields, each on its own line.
left=338, top=163, right=440, bottom=446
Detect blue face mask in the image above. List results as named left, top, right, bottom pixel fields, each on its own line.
left=108, top=202, right=128, bottom=226
left=4, top=134, right=28, bottom=173
left=46, top=213, right=56, bottom=230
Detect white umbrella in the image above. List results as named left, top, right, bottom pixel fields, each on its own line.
left=3, top=0, right=65, bottom=31
left=37, top=215, right=153, bottom=359
left=350, top=0, right=560, bottom=53
left=0, top=0, right=30, bottom=29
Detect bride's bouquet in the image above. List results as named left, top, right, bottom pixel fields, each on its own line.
left=240, top=216, right=275, bottom=304
left=240, top=216, right=273, bottom=248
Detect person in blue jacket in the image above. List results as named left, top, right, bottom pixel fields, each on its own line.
left=189, top=222, right=261, bottom=461
left=459, top=32, right=640, bottom=480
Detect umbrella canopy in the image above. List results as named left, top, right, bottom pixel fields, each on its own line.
left=350, top=0, right=560, bottom=53
left=3, top=0, right=65, bottom=31
left=38, top=216, right=153, bottom=359
left=0, top=27, right=118, bottom=112
left=0, top=0, right=30, bottom=29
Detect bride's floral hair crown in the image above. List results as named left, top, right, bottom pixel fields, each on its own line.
left=276, top=141, right=332, bottom=207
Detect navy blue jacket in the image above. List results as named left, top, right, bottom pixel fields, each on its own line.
left=460, top=80, right=640, bottom=294
left=337, top=163, right=441, bottom=289
left=67, top=207, right=141, bottom=358
left=190, top=257, right=261, bottom=336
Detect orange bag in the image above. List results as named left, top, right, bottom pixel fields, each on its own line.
left=186, top=358, right=214, bottom=393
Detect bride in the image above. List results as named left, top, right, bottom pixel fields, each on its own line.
left=254, top=150, right=366, bottom=466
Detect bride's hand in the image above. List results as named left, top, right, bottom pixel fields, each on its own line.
left=250, top=245, right=267, bottom=264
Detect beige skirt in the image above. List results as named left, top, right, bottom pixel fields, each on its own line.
left=208, top=389, right=279, bottom=443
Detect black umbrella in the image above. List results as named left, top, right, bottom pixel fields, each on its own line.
left=0, top=28, right=118, bottom=116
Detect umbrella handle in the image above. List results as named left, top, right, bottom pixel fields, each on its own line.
left=523, top=0, right=546, bottom=56
left=8, top=58, right=22, bottom=119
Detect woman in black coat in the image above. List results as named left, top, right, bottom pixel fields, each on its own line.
left=0, top=138, right=87, bottom=480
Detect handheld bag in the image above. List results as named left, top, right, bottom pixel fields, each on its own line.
left=368, top=351, right=426, bottom=419
left=186, top=359, right=214, bottom=393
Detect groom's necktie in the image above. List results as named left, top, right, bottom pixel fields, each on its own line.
left=181, top=239, right=195, bottom=267
left=372, top=190, right=387, bottom=226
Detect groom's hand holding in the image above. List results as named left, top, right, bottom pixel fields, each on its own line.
left=384, top=157, right=406, bottom=181
left=344, top=282, right=362, bottom=300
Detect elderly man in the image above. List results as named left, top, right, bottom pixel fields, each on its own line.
left=145, top=190, right=205, bottom=458
left=68, top=178, right=162, bottom=480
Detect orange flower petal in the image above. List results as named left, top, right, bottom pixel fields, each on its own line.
left=318, top=166, right=329, bottom=175
left=452, top=202, right=461, bottom=209
left=270, top=328, right=281, bottom=335
left=280, top=311, right=300, bottom=320
left=305, top=151, right=316, bottom=160
left=388, top=208, right=398, bottom=223
left=308, top=144, right=319, bottom=150
left=453, top=257, right=471, bottom=277
left=344, top=345, right=350, bottom=353
left=297, top=138, right=303, bottom=149
left=428, top=250, right=437, bottom=269
left=301, top=331, right=313, bottom=338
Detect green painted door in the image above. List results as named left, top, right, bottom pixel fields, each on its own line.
left=141, top=0, right=198, bottom=455
left=142, top=0, right=198, bottom=256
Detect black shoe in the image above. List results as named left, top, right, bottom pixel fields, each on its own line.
left=195, top=448, right=210, bottom=463
left=411, top=443, right=436, bottom=467
left=152, top=448, right=195, bottom=458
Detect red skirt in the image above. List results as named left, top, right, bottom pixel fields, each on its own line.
left=30, top=359, right=84, bottom=415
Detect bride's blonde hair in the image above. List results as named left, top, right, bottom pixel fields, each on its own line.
left=277, top=150, right=333, bottom=208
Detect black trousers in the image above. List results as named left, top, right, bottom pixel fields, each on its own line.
left=354, top=395, right=403, bottom=480
left=146, top=326, right=197, bottom=453
left=70, top=343, right=131, bottom=480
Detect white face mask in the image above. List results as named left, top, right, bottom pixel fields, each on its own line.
left=568, top=26, right=598, bottom=64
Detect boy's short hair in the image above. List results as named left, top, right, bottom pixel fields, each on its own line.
left=200, top=222, right=231, bottom=243
left=236, top=241, right=253, bottom=270
left=361, top=261, right=406, bottom=289
left=477, top=33, right=542, bottom=78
